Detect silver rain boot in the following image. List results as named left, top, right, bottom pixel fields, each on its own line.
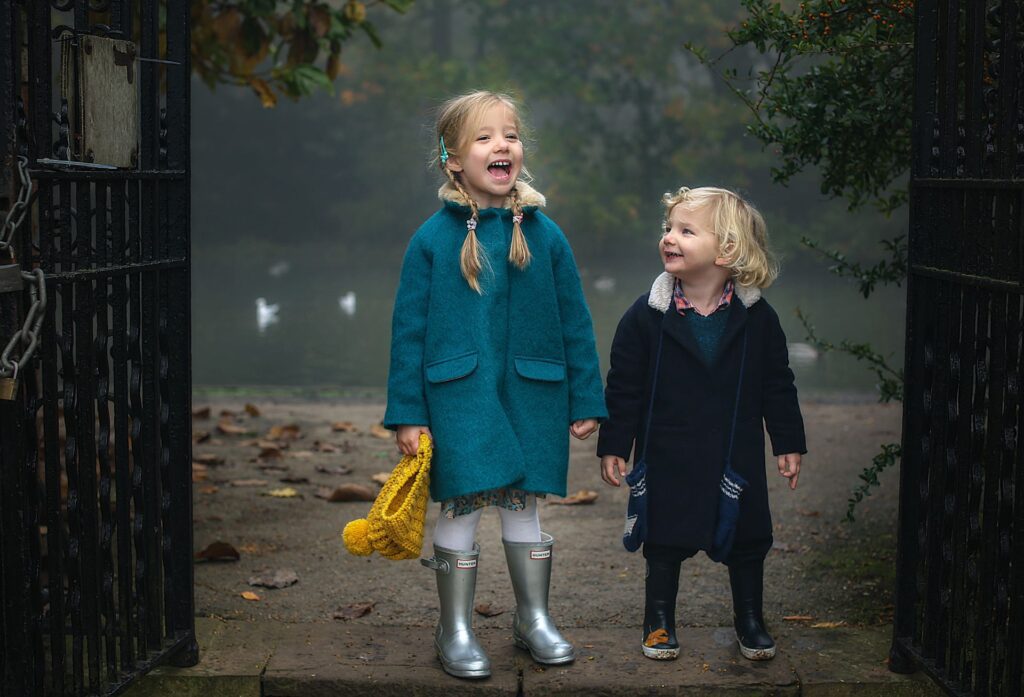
left=421, top=544, right=491, bottom=679
left=503, top=532, right=576, bottom=665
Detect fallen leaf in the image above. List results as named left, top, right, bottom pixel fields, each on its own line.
left=313, top=440, right=338, bottom=452
left=332, top=601, right=375, bottom=620
left=257, top=439, right=287, bottom=450
left=248, top=568, right=299, bottom=589
left=783, top=615, right=814, bottom=622
left=258, top=446, right=283, bottom=460
left=370, top=472, right=390, bottom=486
left=220, top=409, right=236, bottom=417
left=316, top=465, right=352, bottom=476
left=199, top=485, right=219, bottom=495
left=195, top=541, right=240, bottom=562
left=549, top=490, right=598, bottom=505
left=331, top=421, right=358, bottom=433
left=217, top=420, right=247, bottom=436
left=810, top=620, right=847, bottom=629
left=474, top=603, right=504, bottom=617
left=240, top=591, right=260, bottom=601
left=192, top=406, right=211, bottom=419
left=244, top=403, right=261, bottom=417
left=369, top=423, right=391, bottom=439
left=238, top=542, right=277, bottom=556
left=263, top=487, right=300, bottom=498
left=288, top=450, right=315, bottom=458
left=193, top=453, right=225, bottom=466
left=191, top=464, right=208, bottom=482
left=266, top=423, right=302, bottom=441
left=798, top=509, right=821, bottom=517
left=279, top=476, right=309, bottom=484
left=315, top=484, right=376, bottom=502
left=230, top=479, right=269, bottom=487
left=193, top=430, right=211, bottom=443
left=258, top=463, right=290, bottom=472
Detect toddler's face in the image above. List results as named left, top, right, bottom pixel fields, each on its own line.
left=446, top=103, right=523, bottom=210
left=659, top=203, right=727, bottom=280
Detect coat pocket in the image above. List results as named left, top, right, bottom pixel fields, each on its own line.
left=514, top=356, right=566, bottom=382
left=425, top=351, right=478, bottom=383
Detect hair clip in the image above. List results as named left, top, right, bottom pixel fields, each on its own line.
left=439, top=136, right=449, bottom=166
left=466, top=218, right=477, bottom=232
left=512, top=214, right=523, bottom=225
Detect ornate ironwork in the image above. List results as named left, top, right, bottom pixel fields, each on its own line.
left=0, top=0, right=196, bottom=695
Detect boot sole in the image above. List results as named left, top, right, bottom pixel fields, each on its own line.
left=512, top=636, right=576, bottom=665
left=641, top=644, right=680, bottom=660
left=437, top=654, right=491, bottom=679
left=736, top=633, right=776, bottom=661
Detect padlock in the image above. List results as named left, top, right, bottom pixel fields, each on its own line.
left=0, top=376, right=17, bottom=400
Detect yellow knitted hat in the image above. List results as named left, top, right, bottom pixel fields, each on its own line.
left=342, top=433, right=432, bottom=560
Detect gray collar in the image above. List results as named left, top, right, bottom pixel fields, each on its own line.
left=646, top=272, right=761, bottom=313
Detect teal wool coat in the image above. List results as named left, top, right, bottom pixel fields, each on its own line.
left=383, top=182, right=607, bottom=502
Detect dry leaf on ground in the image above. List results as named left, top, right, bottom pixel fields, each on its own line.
left=240, top=591, right=260, bottom=601
left=315, top=484, right=376, bottom=502
left=810, top=621, right=847, bottom=629
left=798, top=509, right=821, bottom=517
left=316, top=465, right=352, bottom=476
left=332, top=601, right=375, bottom=620
left=263, top=487, right=301, bottom=498
left=279, top=476, right=309, bottom=484
left=192, top=406, right=211, bottom=419
left=257, top=439, right=287, bottom=449
left=217, top=420, right=247, bottom=436
left=313, top=440, right=338, bottom=453
left=783, top=615, right=814, bottom=622
left=195, top=541, right=240, bottom=562
left=248, top=569, right=299, bottom=589
left=474, top=603, right=504, bottom=617
left=370, top=472, right=390, bottom=486
left=258, top=446, right=283, bottom=460
left=331, top=421, right=358, bottom=433
left=287, top=450, right=315, bottom=458
left=258, top=463, right=290, bottom=472
left=220, top=409, right=236, bottom=417
left=193, top=453, right=225, bottom=466
left=199, top=486, right=219, bottom=495
left=193, top=430, right=211, bottom=443
left=191, top=465, right=208, bottom=482
left=549, top=490, right=598, bottom=505
left=267, top=423, right=302, bottom=441
left=369, top=424, right=391, bottom=439
left=244, top=403, right=261, bottom=417
left=230, top=479, right=269, bottom=487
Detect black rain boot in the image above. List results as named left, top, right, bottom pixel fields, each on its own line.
left=728, top=559, right=776, bottom=660
left=641, top=558, right=681, bottom=660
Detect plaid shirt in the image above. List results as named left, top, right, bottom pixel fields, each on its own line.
left=673, top=278, right=735, bottom=317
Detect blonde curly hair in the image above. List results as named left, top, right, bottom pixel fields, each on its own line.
left=662, top=186, right=778, bottom=289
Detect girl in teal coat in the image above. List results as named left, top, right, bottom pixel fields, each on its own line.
left=383, top=91, right=607, bottom=680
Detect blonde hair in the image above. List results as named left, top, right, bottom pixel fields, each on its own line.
left=434, top=91, right=531, bottom=293
left=661, top=186, right=778, bottom=289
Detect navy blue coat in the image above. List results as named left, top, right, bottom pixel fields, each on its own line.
left=597, top=273, right=806, bottom=550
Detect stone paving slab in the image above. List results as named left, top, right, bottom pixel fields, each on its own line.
left=125, top=618, right=943, bottom=697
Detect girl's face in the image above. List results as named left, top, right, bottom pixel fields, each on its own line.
left=660, top=203, right=729, bottom=281
left=446, top=103, right=523, bottom=209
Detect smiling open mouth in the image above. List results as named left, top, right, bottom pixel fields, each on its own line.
left=665, top=251, right=682, bottom=259
left=488, top=160, right=512, bottom=181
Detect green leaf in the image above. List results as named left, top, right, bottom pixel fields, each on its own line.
left=382, top=0, right=415, bottom=12
left=360, top=19, right=382, bottom=48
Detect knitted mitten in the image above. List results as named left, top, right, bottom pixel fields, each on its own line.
left=708, top=466, right=747, bottom=563
left=622, top=460, right=648, bottom=552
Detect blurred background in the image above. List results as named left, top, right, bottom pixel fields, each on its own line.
left=190, top=0, right=907, bottom=397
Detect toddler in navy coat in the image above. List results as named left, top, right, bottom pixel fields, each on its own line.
left=598, top=186, right=806, bottom=661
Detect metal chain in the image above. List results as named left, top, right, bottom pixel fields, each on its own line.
left=1, top=155, right=47, bottom=378
left=0, top=155, right=31, bottom=257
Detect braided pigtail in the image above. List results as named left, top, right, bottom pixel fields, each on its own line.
left=508, top=186, right=531, bottom=270
left=445, top=167, right=485, bottom=293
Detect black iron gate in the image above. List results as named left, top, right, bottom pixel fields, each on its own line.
left=0, top=0, right=195, bottom=695
left=891, top=1, right=1023, bottom=696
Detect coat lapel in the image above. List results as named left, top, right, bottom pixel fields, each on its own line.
left=712, top=299, right=748, bottom=368
left=662, top=306, right=706, bottom=363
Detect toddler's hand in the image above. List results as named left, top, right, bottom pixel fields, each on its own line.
left=601, top=455, right=627, bottom=487
left=396, top=425, right=431, bottom=456
left=778, top=452, right=801, bottom=490
left=570, top=419, right=598, bottom=440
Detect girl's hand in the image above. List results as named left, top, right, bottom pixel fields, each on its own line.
left=601, top=455, right=627, bottom=487
left=570, top=419, right=598, bottom=440
left=777, top=453, right=801, bottom=490
left=396, top=425, right=431, bottom=456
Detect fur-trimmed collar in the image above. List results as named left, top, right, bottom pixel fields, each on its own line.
left=647, top=272, right=761, bottom=312
left=437, top=180, right=546, bottom=210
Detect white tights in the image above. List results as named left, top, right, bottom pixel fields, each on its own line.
left=432, top=495, right=541, bottom=550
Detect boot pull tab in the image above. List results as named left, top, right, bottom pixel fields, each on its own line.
left=421, top=556, right=450, bottom=573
